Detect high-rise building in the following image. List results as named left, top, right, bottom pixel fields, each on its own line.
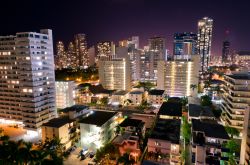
left=74, top=34, right=88, bottom=68
left=97, top=41, right=115, bottom=60
left=67, top=42, right=76, bottom=68
left=140, top=49, right=151, bottom=81
left=128, top=36, right=139, bottom=49
left=55, top=41, right=68, bottom=69
left=0, top=29, right=56, bottom=130
left=222, top=40, right=230, bottom=61
left=221, top=73, right=250, bottom=134
left=219, top=73, right=250, bottom=165
left=147, top=37, right=166, bottom=81
left=197, top=17, right=213, bottom=73
left=55, top=81, right=76, bottom=109
left=88, top=46, right=96, bottom=66
left=98, top=58, right=131, bottom=91
left=157, top=55, right=200, bottom=97
left=173, top=32, right=197, bottom=56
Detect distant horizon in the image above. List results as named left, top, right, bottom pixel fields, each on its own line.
left=1, top=0, right=250, bottom=56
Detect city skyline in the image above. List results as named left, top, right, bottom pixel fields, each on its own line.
left=1, top=0, right=250, bottom=56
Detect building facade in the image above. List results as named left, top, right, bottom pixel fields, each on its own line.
left=0, top=29, right=56, bottom=130
left=55, top=81, right=76, bottom=109
left=157, top=55, right=200, bottom=97
left=173, top=32, right=197, bottom=56
left=98, top=58, right=131, bottom=91
left=97, top=41, right=115, bottom=60
left=221, top=73, right=250, bottom=133
left=197, top=17, right=213, bottom=73
left=222, top=40, right=230, bottom=62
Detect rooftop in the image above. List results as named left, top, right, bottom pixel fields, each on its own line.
left=129, top=90, right=144, bottom=94
left=150, top=119, right=180, bottom=144
left=192, top=119, right=229, bottom=140
left=42, top=117, right=74, bottom=128
left=226, top=73, right=250, bottom=80
left=60, top=105, right=89, bottom=113
left=158, top=102, right=182, bottom=117
left=119, top=118, right=144, bottom=128
left=113, top=90, right=128, bottom=95
left=79, top=111, right=118, bottom=126
left=188, top=104, right=214, bottom=118
left=89, top=84, right=115, bottom=94
left=148, top=89, right=165, bottom=95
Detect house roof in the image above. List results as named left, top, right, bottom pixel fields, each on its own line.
left=60, top=105, right=89, bottom=113
left=150, top=119, right=181, bottom=144
left=42, top=117, right=74, bottom=128
left=158, top=102, right=182, bottom=117
left=79, top=111, right=117, bottom=126
left=129, top=90, right=144, bottom=94
left=192, top=119, right=229, bottom=140
left=119, top=118, right=144, bottom=128
left=148, top=89, right=165, bottom=95
left=188, top=104, right=214, bottom=118
left=113, top=90, right=128, bottom=95
left=89, top=84, right=114, bottom=94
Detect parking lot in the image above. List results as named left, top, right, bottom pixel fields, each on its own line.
left=64, top=147, right=96, bottom=165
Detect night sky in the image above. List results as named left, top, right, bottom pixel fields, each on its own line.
left=1, top=0, right=250, bottom=56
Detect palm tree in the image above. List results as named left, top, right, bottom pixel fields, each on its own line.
left=117, top=153, right=135, bottom=165
left=123, top=99, right=132, bottom=106
left=190, top=84, right=197, bottom=92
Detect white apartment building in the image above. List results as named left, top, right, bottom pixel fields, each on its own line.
left=98, top=58, right=131, bottom=91
left=157, top=55, right=199, bottom=97
left=55, top=81, right=76, bottom=109
left=219, top=73, right=250, bottom=165
left=0, top=29, right=56, bottom=130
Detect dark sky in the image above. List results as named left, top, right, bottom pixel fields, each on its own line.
left=1, top=0, right=250, bottom=56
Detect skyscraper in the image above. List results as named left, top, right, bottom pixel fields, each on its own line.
left=148, top=37, right=166, bottom=81
left=128, top=36, right=139, bottom=49
left=197, top=17, right=213, bottom=73
left=55, top=41, right=68, bottom=69
left=0, top=29, right=56, bottom=130
left=67, top=42, right=76, bottom=68
left=173, top=32, right=197, bottom=56
left=222, top=40, right=230, bottom=61
left=74, top=34, right=88, bottom=68
left=97, top=41, right=115, bottom=60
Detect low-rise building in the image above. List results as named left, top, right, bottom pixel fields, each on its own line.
left=59, top=105, right=90, bottom=119
left=188, top=104, right=215, bottom=122
left=147, top=119, right=181, bottom=165
left=191, top=119, right=230, bottom=165
left=41, top=117, right=77, bottom=150
left=113, top=132, right=141, bottom=162
left=147, top=89, right=165, bottom=107
left=111, top=90, right=128, bottom=106
left=158, top=102, right=182, bottom=119
left=128, top=90, right=144, bottom=106
left=119, top=118, right=145, bottom=137
left=76, top=84, right=114, bottom=104
left=79, top=111, right=119, bottom=151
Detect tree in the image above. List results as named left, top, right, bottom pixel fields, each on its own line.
left=99, top=97, right=109, bottom=106
left=225, top=126, right=240, bottom=138
left=135, top=81, right=154, bottom=91
left=226, top=139, right=240, bottom=165
left=181, top=117, right=191, bottom=143
left=117, top=153, right=135, bottom=165
left=180, top=97, right=188, bottom=106
left=190, top=84, right=197, bottom=92
left=123, top=99, right=132, bottom=106
left=200, top=95, right=212, bottom=107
